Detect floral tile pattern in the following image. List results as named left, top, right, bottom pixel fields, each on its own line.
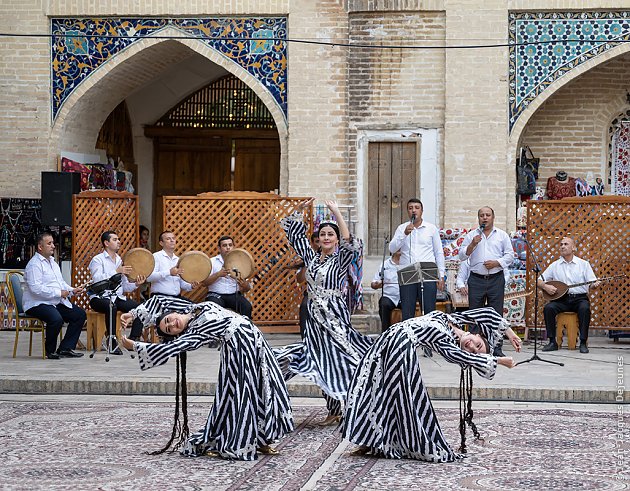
left=509, top=11, right=630, bottom=132
left=51, top=18, right=287, bottom=121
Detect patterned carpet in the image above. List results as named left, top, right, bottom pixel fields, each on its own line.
left=0, top=402, right=627, bottom=490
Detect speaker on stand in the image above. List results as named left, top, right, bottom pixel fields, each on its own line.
left=41, top=172, right=81, bottom=273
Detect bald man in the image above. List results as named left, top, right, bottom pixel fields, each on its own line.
left=537, top=237, right=599, bottom=354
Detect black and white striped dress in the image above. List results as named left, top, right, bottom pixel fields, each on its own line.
left=341, top=308, right=509, bottom=462
left=129, top=295, right=294, bottom=461
left=274, top=212, right=374, bottom=403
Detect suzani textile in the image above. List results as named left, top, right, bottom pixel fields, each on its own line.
left=612, top=122, right=630, bottom=196
left=509, top=11, right=630, bottom=131
left=51, top=18, right=287, bottom=120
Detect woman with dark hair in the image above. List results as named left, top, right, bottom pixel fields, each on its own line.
left=119, top=295, right=294, bottom=461
left=341, top=307, right=521, bottom=461
left=274, top=199, right=374, bottom=425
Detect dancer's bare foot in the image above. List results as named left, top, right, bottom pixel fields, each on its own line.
left=258, top=445, right=280, bottom=455
left=317, top=415, right=341, bottom=426
left=349, top=445, right=370, bottom=456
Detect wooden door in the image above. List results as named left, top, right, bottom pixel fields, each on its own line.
left=367, top=142, right=418, bottom=253
left=153, top=136, right=231, bottom=243
left=234, top=139, right=280, bottom=192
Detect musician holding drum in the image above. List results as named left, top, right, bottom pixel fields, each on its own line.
left=537, top=237, right=599, bottom=354
left=88, top=231, right=147, bottom=354
left=201, top=235, right=253, bottom=319
left=147, top=231, right=200, bottom=298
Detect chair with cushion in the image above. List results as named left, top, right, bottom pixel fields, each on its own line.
left=7, top=270, right=46, bottom=359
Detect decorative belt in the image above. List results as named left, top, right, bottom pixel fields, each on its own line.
left=309, top=285, right=343, bottom=299
left=470, top=271, right=502, bottom=280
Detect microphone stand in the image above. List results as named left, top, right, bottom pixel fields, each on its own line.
left=516, top=239, right=563, bottom=367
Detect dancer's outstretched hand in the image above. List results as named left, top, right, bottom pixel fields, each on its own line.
left=296, top=197, right=315, bottom=211
left=498, top=357, right=515, bottom=368
left=120, top=312, right=133, bottom=329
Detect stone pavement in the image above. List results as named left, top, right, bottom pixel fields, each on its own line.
left=1, top=330, right=629, bottom=403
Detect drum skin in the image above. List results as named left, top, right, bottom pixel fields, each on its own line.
left=177, top=251, right=212, bottom=283
left=122, top=248, right=155, bottom=282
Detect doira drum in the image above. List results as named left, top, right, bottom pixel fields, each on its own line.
left=177, top=251, right=212, bottom=283
left=224, top=248, right=256, bottom=279
left=122, top=248, right=155, bottom=282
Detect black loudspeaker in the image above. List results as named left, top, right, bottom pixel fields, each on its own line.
left=41, top=172, right=81, bottom=226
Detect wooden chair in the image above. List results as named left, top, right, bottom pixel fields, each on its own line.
left=7, top=270, right=46, bottom=359
left=556, top=312, right=579, bottom=350
left=86, top=310, right=123, bottom=351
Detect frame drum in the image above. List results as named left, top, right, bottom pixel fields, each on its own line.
left=224, top=248, right=255, bottom=279
left=122, top=248, right=155, bottom=282
left=177, top=251, right=212, bottom=283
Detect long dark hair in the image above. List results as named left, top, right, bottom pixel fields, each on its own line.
left=458, top=368, right=483, bottom=454
left=149, top=312, right=189, bottom=455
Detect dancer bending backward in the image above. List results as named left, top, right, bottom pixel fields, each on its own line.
left=275, top=199, right=374, bottom=426
left=119, top=295, right=294, bottom=460
left=342, top=307, right=521, bottom=461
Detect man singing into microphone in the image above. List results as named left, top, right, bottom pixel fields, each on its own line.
left=389, top=199, right=445, bottom=321
left=458, top=206, right=514, bottom=356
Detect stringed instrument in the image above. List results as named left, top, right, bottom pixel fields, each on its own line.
left=541, top=275, right=626, bottom=301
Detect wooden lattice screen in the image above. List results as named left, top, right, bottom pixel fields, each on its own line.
left=71, top=191, right=138, bottom=310
left=526, top=196, right=630, bottom=330
left=164, top=192, right=312, bottom=332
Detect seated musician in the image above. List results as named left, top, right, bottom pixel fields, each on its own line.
left=201, top=235, right=252, bottom=318
left=537, top=237, right=599, bottom=354
left=370, top=249, right=402, bottom=332
left=147, top=231, right=199, bottom=299
left=88, top=231, right=146, bottom=354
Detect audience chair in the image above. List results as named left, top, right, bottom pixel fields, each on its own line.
left=7, top=270, right=46, bottom=359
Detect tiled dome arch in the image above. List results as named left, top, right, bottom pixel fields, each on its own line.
left=51, top=17, right=287, bottom=121
left=509, top=11, right=630, bottom=132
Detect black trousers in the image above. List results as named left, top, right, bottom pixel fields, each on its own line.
left=399, top=281, right=437, bottom=320
left=378, top=296, right=401, bottom=332
left=89, top=296, right=143, bottom=339
left=543, top=295, right=591, bottom=342
left=206, top=292, right=252, bottom=319
left=26, top=303, right=86, bottom=355
left=467, top=272, right=505, bottom=315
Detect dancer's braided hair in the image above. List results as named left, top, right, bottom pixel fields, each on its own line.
left=148, top=313, right=190, bottom=455
left=458, top=368, right=483, bottom=454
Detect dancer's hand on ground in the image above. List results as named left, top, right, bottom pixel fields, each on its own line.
left=498, top=357, right=515, bottom=368
left=508, top=332, right=522, bottom=352
left=120, top=312, right=133, bottom=329
left=119, top=335, right=134, bottom=350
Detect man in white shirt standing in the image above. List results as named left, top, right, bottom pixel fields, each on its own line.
left=23, top=232, right=86, bottom=359
left=458, top=206, right=514, bottom=356
left=202, top=235, right=252, bottom=318
left=389, top=199, right=445, bottom=320
left=88, top=231, right=146, bottom=353
left=147, top=231, right=198, bottom=298
left=370, top=250, right=402, bottom=331
left=537, top=237, right=598, bottom=354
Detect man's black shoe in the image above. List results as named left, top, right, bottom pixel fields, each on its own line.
left=579, top=342, right=589, bottom=354
left=46, top=352, right=60, bottom=360
left=57, top=349, right=84, bottom=358
left=541, top=341, right=558, bottom=352
left=493, top=348, right=506, bottom=357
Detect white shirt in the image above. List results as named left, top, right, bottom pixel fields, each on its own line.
left=372, top=257, right=401, bottom=305
left=456, top=258, right=510, bottom=289
left=540, top=256, right=596, bottom=295
left=208, top=254, right=239, bottom=295
left=88, top=251, right=137, bottom=300
left=389, top=220, right=445, bottom=277
left=147, top=250, right=192, bottom=295
left=458, top=227, right=514, bottom=275
left=23, top=253, right=74, bottom=311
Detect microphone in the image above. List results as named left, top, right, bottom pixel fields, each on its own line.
left=479, top=223, right=486, bottom=234
left=411, top=213, right=416, bottom=223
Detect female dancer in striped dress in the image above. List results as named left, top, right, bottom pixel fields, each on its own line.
left=341, top=308, right=521, bottom=461
left=275, top=199, right=374, bottom=425
left=119, top=295, right=294, bottom=461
